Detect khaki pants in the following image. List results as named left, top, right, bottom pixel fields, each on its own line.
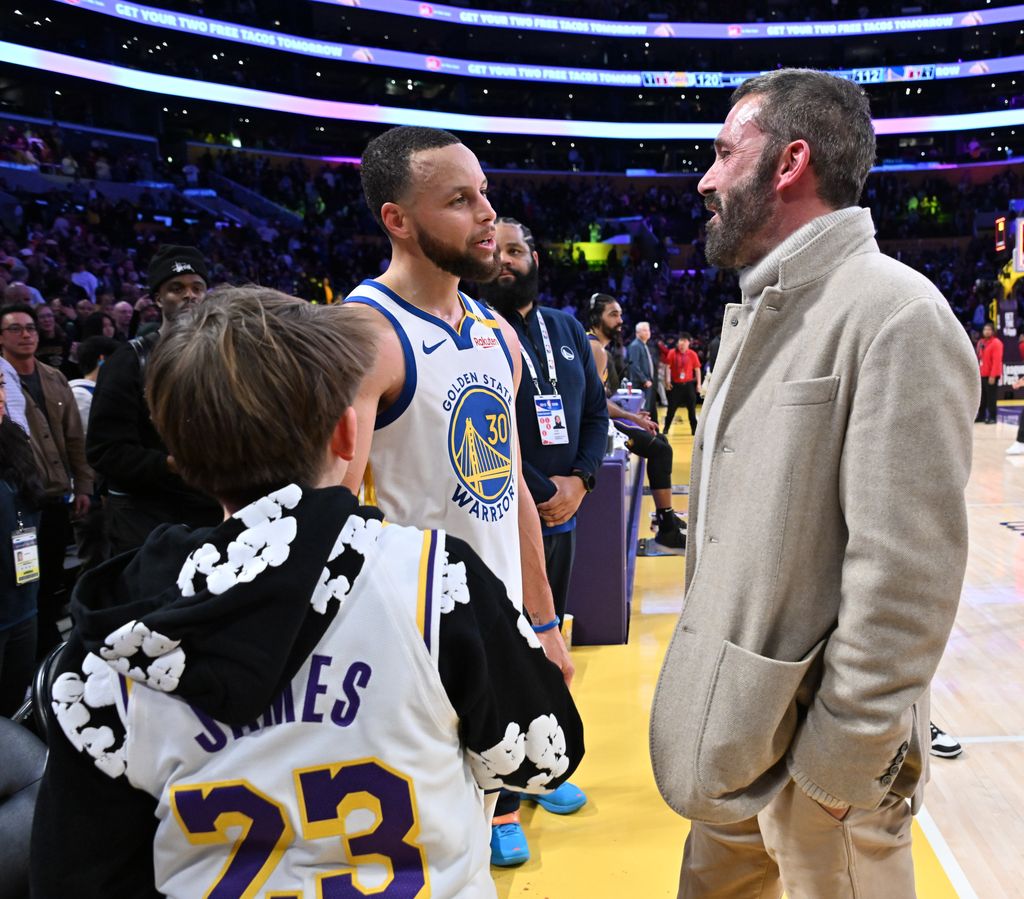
left=679, top=780, right=915, bottom=899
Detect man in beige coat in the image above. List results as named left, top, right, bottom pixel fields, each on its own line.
left=649, top=69, right=978, bottom=898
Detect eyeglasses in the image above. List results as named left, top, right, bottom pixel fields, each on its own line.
left=2, top=324, right=37, bottom=335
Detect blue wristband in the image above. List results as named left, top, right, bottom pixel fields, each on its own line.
left=532, top=616, right=560, bottom=634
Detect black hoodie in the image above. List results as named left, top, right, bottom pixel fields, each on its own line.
left=31, top=485, right=584, bottom=898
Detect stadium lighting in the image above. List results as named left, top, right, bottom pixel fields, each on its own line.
left=5, top=40, right=1024, bottom=141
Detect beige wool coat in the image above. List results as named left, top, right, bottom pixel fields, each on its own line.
left=649, top=208, right=979, bottom=825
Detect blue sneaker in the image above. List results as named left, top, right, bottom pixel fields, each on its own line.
left=490, top=814, right=530, bottom=867
left=528, top=781, right=588, bottom=815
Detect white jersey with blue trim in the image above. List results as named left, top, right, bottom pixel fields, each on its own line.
left=110, top=522, right=495, bottom=899
left=346, top=279, right=523, bottom=610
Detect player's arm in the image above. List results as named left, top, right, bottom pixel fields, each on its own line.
left=437, top=536, right=585, bottom=793
left=31, top=637, right=160, bottom=898
left=495, top=316, right=574, bottom=686
left=589, top=339, right=609, bottom=385
left=336, top=307, right=403, bottom=495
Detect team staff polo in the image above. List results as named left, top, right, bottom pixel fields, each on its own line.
left=347, top=280, right=523, bottom=608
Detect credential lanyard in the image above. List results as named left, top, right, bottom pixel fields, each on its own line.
left=520, top=311, right=558, bottom=393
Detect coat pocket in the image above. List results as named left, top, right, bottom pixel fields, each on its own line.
left=774, top=375, right=840, bottom=406
left=696, top=638, right=826, bottom=799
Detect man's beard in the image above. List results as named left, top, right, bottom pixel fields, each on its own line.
left=477, top=261, right=539, bottom=320
left=599, top=321, right=622, bottom=343
left=704, top=145, right=779, bottom=270
left=416, top=228, right=501, bottom=282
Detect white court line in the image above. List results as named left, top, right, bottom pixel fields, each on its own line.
left=958, top=735, right=1024, bottom=744
left=917, top=807, right=979, bottom=899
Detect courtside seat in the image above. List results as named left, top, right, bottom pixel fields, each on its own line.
left=0, top=717, right=46, bottom=899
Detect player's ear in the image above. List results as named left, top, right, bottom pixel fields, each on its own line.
left=330, top=406, right=358, bottom=462
left=380, top=202, right=410, bottom=241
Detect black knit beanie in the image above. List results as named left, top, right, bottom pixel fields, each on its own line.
left=147, top=245, right=208, bottom=293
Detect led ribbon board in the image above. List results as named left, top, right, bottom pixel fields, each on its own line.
left=5, top=40, right=1024, bottom=140
left=310, top=0, right=1024, bottom=40
left=51, top=1, right=1024, bottom=89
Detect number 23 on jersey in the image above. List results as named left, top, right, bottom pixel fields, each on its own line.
left=171, top=758, right=429, bottom=899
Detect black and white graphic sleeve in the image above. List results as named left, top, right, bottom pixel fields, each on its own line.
left=436, top=536, right=585, bottom=794
left=31, top=633, right=159, bottom=898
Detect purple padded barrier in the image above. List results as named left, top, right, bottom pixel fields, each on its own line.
left=566, top=448, right=645, bottom=645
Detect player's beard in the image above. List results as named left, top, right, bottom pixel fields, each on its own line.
left=477, top=260, right=539, bottom=320
left=704, top=144, right=779, bottom=270
left=416, top=228, right=501, bottom=282
left=600, top=320, right=622, bottom=343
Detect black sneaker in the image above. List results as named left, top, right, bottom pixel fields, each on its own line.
left=651, top=509, right=688, bottom=532
left=651, top=523, right=686, bottom=555
left=929, top=722, right=963, bottom=759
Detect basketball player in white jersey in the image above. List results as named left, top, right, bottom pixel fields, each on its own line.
left=30, top=287, right=584, bottom=898
left=343, top=126, right=573, bottom=683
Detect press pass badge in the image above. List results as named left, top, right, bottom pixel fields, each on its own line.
left=12, top=526, right=39, bottom=585
left=535, top=395, right=570, bottom=446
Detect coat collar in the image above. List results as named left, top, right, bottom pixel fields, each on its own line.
left=738, top=207, right=877, bottom=303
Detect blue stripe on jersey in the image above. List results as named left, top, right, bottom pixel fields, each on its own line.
left=469, top=296, right=515, bottom=378
left=362, top=279, right=475, bottom=350
left=346, top=295, right=418, bottom=430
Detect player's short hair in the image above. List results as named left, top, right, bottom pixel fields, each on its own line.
left=360, top=126, right=462, bottom=229
left=496, top=217, right=536, bottom=252
left=678, top=332, right=692, bottom=342
left=731, top=69, right=875, bottom=209
left=147, top=286, right=376, bottom=509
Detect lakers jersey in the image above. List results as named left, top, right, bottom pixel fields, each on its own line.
left=73, top=519, right=495, bottom=899
left=347, top=280, right=523, bottom=609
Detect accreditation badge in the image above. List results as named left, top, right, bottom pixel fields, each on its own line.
left=12, top=527, right=40, bottom=585
left=535, top=394, right=569, bottom=446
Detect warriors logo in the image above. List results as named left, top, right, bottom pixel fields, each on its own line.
left=448, top=384, right=515, bottom=518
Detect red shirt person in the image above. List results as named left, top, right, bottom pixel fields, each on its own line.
left=976, top=322, right=1004, bottom=423
left=661, top=333, right=703, bottom=435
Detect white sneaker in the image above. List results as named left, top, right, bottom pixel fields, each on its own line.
left=1007, top=442, right=1024, bottom=456
left=930, top=723, right=963, bottom=759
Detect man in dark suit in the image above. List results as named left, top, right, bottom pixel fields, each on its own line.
left=626, top=320, right=658, bottom=424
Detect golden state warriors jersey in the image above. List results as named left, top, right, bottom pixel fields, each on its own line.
left=346, top=280, right=523, bottom=610
left=96, top=521, right=495, bottom=898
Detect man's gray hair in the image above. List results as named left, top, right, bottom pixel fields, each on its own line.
left=731, top=69, right=875, bottom=209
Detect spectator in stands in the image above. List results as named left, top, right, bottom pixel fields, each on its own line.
left=87, top=245, right=219, bottom=557
left=80, top=311, right=115, bottom=340
left=649, top=68, right=977, bottom=898
left=70, top=260, right=98, bottom=301
left=68, top=335, right=118, bottom=572
left=0, top=303, right=92, bottom=661
left=627, top=320, right=659, bottom=425
left=34, top=304, right=70, bottom=371
left=8, top=263, right=44, bottom=306
left=60, top=152, right=78, bottom=179
left=111, top=300, right=134, bottom=341
left=0, top=367, right=44, bottom=715
left=662, top=332, right=703, bottom=436
left=479, top=216, right=603, bottom=866
left=976, top=321, right=1004, bottom=424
